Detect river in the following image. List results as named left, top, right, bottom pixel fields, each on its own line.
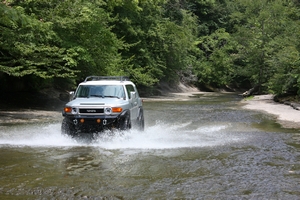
left=0, top=93, right=299, bottom=199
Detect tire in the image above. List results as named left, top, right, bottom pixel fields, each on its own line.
left=137, top=110, right=145, bottom=131
left=120, top=115, right=131, bottom=131
left=61, top=118, right=75, bottom=136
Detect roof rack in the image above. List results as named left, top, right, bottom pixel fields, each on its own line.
left=84, top=76, right=130, bottom=82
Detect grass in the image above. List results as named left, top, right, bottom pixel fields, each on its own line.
left=243, top=95, right=254, bottom=101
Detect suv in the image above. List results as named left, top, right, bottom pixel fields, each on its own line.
left=61, top=76, right=144, bottom=137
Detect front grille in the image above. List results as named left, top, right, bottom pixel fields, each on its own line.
left=79, top=108, right=104, bottom=114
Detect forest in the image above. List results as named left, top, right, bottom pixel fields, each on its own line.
left=1, top=0, right=300, bottom=97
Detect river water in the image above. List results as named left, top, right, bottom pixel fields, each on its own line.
left=0, top=93, right=299, bottom=199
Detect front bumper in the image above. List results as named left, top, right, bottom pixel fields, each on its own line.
left=63, top=114, right=120, bottom=133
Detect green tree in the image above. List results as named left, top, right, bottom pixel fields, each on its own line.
left=266, top=2, right=300, bottom=95
left=0, top=2, right=79, bottom=79
left=12, top=0, right=124, bottom=82
left=229, top=0, right=300, bottom=95
left=195, top=28, right=237, bottom=87
left=108, top=0, right=199, bottom=87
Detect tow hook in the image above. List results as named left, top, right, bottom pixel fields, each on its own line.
left=73, top=119, right=78, bottom=125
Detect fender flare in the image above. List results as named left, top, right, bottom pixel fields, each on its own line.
left=117, top=109, right=131, bottom=124
left=137, top=107, right=144, bottom=120
left=117, top=109, right=131, bottom=130
left=119, top=109, right=130, bottom=119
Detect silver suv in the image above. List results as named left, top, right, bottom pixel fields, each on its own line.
left=61, top=76, right=144, bottom=137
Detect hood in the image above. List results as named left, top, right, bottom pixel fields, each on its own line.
left=66, top=97, right=126, bottom=107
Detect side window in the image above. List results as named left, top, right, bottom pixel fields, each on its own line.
left=125, top=84, right=135, bottom=99
left=76, top=86, right=89, bottom=97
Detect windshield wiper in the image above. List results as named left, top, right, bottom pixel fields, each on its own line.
left=89, top=95, right=121, bottom=99
left=103, top=95, right=121, bottom=99
left=90, top=95, right=104, bottom=98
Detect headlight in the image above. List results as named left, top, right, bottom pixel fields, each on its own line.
left=71, top=107, right=78, bottom=114
left=104, top=107, right=112, bottom=114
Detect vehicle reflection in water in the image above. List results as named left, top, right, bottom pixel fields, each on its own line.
left=0, top=93, right=299, bottom=199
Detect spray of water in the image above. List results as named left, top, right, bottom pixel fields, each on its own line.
left=0, top=121, right=247, bottom=149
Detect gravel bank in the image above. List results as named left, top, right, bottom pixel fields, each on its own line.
left=241, top=94, right=300, bottom=129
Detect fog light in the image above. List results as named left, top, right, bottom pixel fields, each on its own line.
left=96, top=119, right=101, bottom=123
left=80, top=118, right=85, bottom=123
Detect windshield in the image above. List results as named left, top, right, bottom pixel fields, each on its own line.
left=75, top=85, right=125, bottom=99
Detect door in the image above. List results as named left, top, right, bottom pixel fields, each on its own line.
left=125, top=84, right=139, bottom=120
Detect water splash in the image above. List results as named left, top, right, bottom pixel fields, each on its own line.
left=0, top=121, right=247, bottom=149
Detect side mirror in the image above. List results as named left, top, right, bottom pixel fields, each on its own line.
left=69, top=91, right=75, bottom=101
left=130, top=91, right=136, bottom=99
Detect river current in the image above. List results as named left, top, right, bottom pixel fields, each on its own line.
left=0, top=93, right=299, bottom=199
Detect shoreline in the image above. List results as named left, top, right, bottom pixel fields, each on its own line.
left=241, top=94, right=300, bottom=129
left=1, top=92, right=299, bottom=129
left=145, top=92, right=300, bottom=129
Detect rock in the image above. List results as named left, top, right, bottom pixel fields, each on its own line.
left=291, top=103, right=300, bottom=110
left=242, top=85, right=260, bottom=97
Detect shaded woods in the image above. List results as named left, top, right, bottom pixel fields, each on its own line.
left=1, top=0, right=300, bottom=98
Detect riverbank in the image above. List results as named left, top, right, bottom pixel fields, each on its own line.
left=0, top=109, right=62, bottom=125
left=146, top=91, right=300, bottom=129
left=241, top=94, right=300, bottom=129
left=1, top=90, right=300, bottom=129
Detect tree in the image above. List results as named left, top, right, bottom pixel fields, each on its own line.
left=195, top=28, right=236, bottom=87
left=108, top=0, right=199, bottom=87
left=13, top=0, right=124, bottom=81
left=228, top=0, right=300, bottom=95
left=0, top=2, right=79, bottom=79
left=266, top=2, right=300, bottom=95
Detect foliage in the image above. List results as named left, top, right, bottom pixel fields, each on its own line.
left=0, top=0, right=299, bottom=97
left=0, top=3, right=78, bottom=78
left=195, top=28, right=236, bottom=87
left=227, top=0, right=300, bottom=95
left=266, top=4, right=300, bottom=95
left=107, top=0, right=199, bottom=86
